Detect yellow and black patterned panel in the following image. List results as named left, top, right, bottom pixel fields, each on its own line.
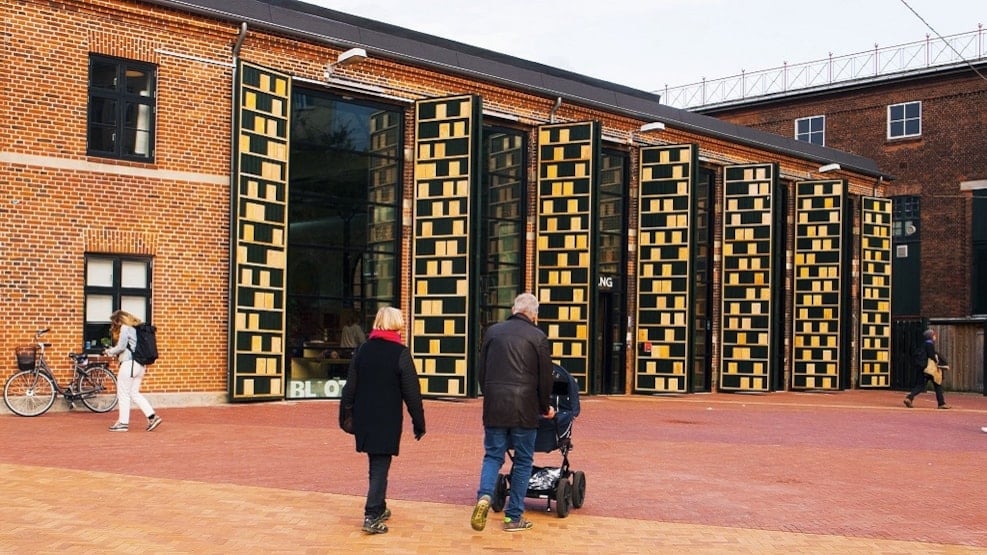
left=231, top=61, right=290, bottom=401
left=792, top=180, right=846, bottom=390
left=720, top=164, right=776, bottom=392
left=635, top=144, right=696, bottom=393
left=412, top=95, right=480, bottom=397
left=535, top=122, right=599, bottom=393
left=859, top=197, right=893, bottom=387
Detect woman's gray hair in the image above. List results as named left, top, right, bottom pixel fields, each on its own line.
left=923, top=328, right=935, bottom=339
left=512, top=293, right=539, bottom=318
left=373, top=306, right=404, bottom=331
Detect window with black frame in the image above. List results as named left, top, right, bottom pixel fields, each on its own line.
left=478, top=127, right=526, bottom=330
left=83, top=256, right=152, bottom=353
left=287, top=89, right=402, bottom=369
left=87, top=55, right=156, bottom=161
left=973, top=190, right=987, bottom=314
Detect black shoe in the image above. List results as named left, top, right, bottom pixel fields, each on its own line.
left=903, top=397, right=913, bottom=408
left=362, top=516, right=387, bottom=534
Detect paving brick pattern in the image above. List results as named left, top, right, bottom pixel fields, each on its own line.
left=2, top=389, right=986, bottom=553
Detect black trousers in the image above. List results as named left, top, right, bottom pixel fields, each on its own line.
left=365, top=453, right=392, bottom=519
left=907, top=369, right=946, bottom=406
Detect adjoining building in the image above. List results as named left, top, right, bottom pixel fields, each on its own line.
left=1, top=0, right=898, bottom=407
left=665, top=27, right=986, bottom=392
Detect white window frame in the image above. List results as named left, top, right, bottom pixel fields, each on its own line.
left=795, top=115, right=825, bottom=146
left=887, top=101, right=922, bottom=139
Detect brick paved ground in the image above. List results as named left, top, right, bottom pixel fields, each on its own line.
left=2, top=389, right=986, bottom=553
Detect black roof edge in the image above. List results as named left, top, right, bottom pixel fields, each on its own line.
left=143, top=0, right=889, bottom=180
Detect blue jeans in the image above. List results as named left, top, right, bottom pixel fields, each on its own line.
left=477, top=426, right=537, bottom=521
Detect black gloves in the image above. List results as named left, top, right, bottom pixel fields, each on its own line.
left=414, top=428, right=426, bottom=441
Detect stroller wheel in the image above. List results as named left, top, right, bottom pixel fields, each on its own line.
left=554, top=478, right=572, bottom=518
left=571, top=471, right=586, bottom=508
left=491, top=473, right=508, bottom=512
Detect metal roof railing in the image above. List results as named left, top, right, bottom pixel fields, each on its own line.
left=661, top=25, right=986, bottom=109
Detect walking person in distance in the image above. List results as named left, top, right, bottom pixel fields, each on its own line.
left=471, top=293, right=555, bottom=532
left=340, top=306, right=426, bottom=534
left=903, top=328, right=951, bottom=409
left=103, top=310, right=162, bottom=432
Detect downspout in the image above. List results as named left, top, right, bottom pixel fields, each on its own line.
left=228, top=22, right=247, bottom=396
left=549, top=96, right=562, bottom=123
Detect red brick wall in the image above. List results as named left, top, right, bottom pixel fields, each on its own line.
left=2, top=0, right=894, bottom=395
left=701, top=74, right=987, bottom=318
left=1, top=0, right=234, bottom=391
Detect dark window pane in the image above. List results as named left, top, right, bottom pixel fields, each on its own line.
left=890, top=121, right=904, bottom=137
left=905, top=102, right=920, bottom=118
left=905, top=119, right=920, bottom=135
left=89, top=97, right=117, bottom=124
left=88, top=125, right=115, bottom=152
left=90, top=61, right=117, bottom=89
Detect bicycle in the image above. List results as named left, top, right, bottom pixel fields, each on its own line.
left=3, top=328, right=118, bottom=417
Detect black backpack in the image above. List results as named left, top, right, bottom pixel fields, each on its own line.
left=128, top=323, right=159, bottom=365
left=911, top=343, right=927, bottom=368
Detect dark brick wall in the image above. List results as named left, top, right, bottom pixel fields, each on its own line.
left=701, top=71, right=987, bottom=318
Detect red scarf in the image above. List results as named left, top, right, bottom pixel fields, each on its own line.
left=368, top=329, right=403, bottom=344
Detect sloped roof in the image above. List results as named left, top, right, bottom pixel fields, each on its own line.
left=146, top=0, right=887, bottom=178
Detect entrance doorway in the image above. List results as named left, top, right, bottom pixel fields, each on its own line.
left=596, top=289, right=625, bottom=394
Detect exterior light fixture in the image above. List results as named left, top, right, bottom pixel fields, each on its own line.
left=639, top=121, right=666, bottom=132
left=818, top=163, right=841, bottom=173
left=325, top=47, right=368, bottom=80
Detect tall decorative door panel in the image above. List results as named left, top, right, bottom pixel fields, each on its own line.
left=230, top=61, right=291, bottom=401
left=859, top=197, right=893, bottom=387
left=535, top=122, right=600, bottom=393
left=719, top=164, right=778, bottom=392
left=791, top=180, right=847, bottom=390
left=411, top=95, right=480, bottom=397
left=635, top=144, right=697, bottom=393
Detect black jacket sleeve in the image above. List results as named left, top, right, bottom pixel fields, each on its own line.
left=339, top=354, right=358, bottom=429
left=398, top=348, right=426, bottom=437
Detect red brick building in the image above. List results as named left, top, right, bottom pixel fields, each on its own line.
left=2, top=0, right=902, bottom=408
left=670, top=29, right=987, bottom=391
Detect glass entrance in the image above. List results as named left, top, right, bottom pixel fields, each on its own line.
left=285, top=89, right=403, bottom=399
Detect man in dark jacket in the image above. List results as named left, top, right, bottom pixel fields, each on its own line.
left=470, top=293, right=555, bottom=533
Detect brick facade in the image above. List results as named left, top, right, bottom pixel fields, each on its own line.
left=2, top=0, right=896, bottom=399
left=699, top=71, right=987, bottom=318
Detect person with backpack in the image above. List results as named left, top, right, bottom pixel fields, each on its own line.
left=104, top=310, right=162, bottom=432
left=903, top=328, right=951, bottom=410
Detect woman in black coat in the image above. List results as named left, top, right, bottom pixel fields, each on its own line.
left=340, top=306, right=426, bottom=534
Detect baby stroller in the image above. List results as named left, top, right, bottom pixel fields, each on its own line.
left=490, top=364, right=586, bottom=518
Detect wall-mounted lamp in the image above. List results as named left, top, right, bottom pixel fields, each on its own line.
left=818, top=163, right=841, bottom=173
left=325, top=47, right=368, bottom=80
left=639, top=121, right=666, bottom=132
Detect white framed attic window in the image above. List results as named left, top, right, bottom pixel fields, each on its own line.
left=795, top=115, right=825, bottom=146
left=887, top=101, right=921, bottom=139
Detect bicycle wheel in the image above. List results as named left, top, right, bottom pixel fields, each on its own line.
left=78, top=365, right=118, bottom=413
left=3, top=370, right=57, bottom=417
